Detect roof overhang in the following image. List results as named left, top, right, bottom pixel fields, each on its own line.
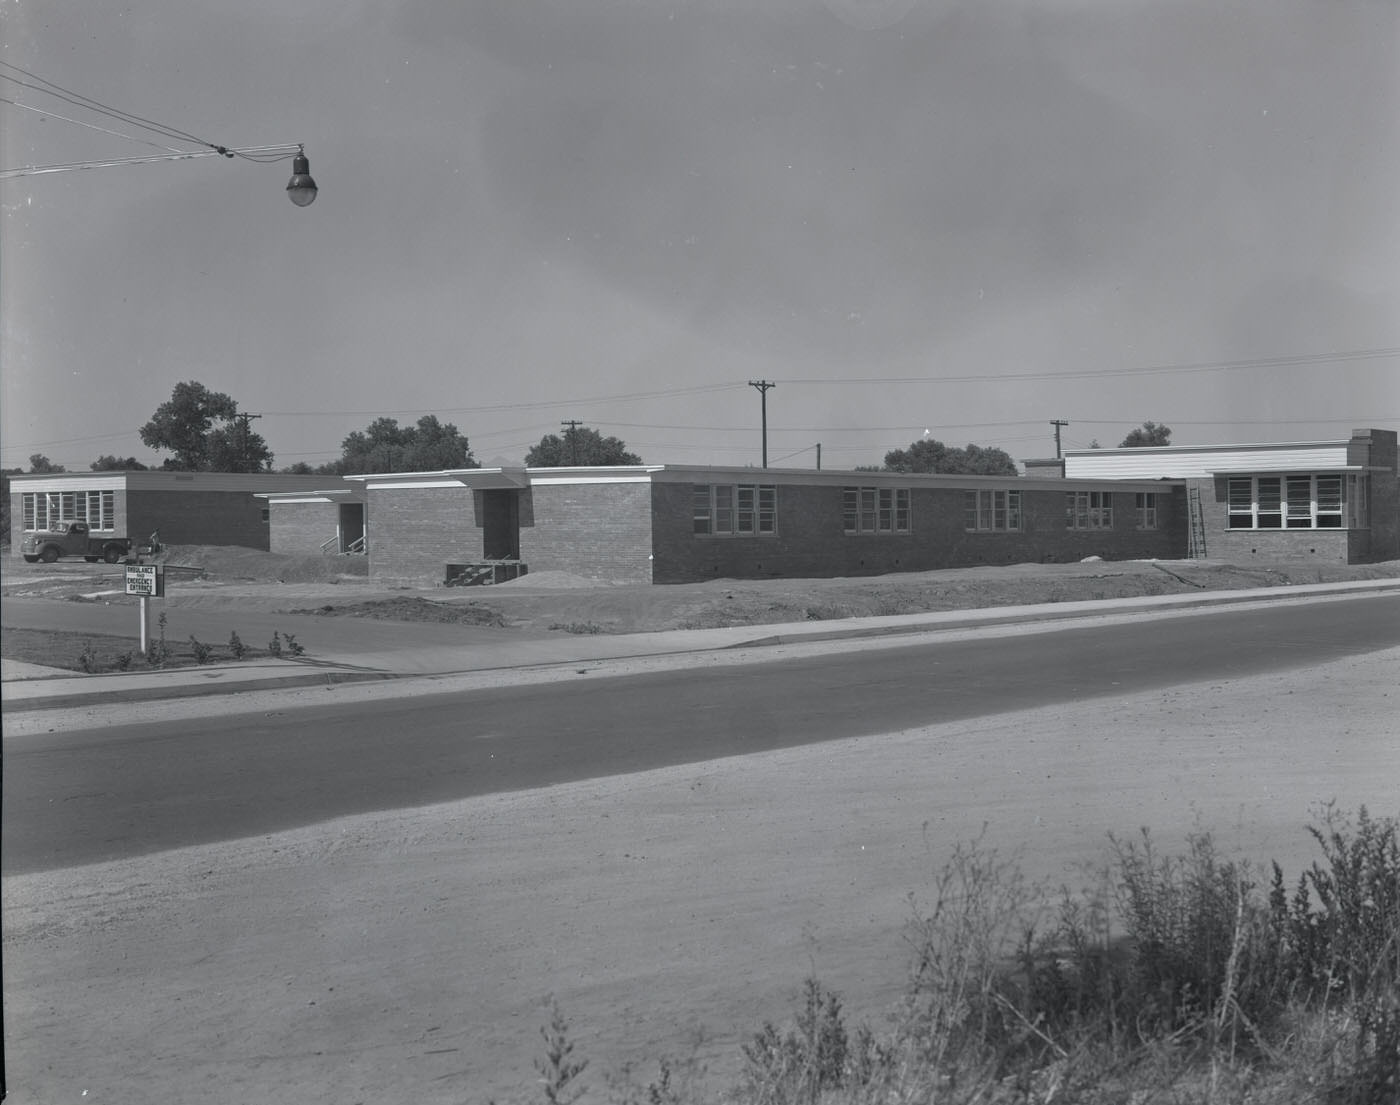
left=257, top=488, right=367, bottom=504
left=1207, top=466, right=1369, bottom=477
left=342, top=467, right=532, bottom=491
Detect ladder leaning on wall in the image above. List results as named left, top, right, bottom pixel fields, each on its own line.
left=1187, top=485, right=1207, bottom=558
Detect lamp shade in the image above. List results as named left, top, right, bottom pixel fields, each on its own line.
left=286, top=151, right=318, bottom=207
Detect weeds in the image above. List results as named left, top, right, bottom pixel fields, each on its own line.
left=507, top=806, right=1397, bottom=1104
left=145, top=611, right=171, bottom=668
left=267, top=630, right=306, bottom=658
left=189, top=635, right=213, bottom=664
left=535, top=997, right=589, bottom=1105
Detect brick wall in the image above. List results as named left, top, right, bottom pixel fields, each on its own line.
left=367, top=485, right=483, bottom=585
left=519, top=482, right=653, bottom=583
left=269, top=502, right=341, bottom=555
left=651, top=482, right=1182, bottom=583
left=1357, top=430, right=1399, bottom=562
left=126, top=488, right=271, bottom=549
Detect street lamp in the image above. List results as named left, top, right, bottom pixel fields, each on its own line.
left=1, top=65, right=319, bottom=204
left=285, top=146, right=318, bottom=207
left=1, top=142, right=320, bottom=206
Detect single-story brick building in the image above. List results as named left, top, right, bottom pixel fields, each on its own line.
left=253, top=427, right=1393, bottom=587
left=7, top=470, right=353, bottom=556
left=1052, top=427, right=1398, bottom=564
left=260, top=464, right=1188, bottom=587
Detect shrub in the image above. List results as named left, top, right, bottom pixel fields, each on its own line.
left=228, top=630, right=246, bottom=661
left=535, top=997, right=588, bottom=1105
left=189, top=635, right=212, bottom=664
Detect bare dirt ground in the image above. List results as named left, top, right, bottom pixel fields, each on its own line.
left=4, top=645, right=1398, bottom=1104
left=5, top=544, right=1398, bottom=638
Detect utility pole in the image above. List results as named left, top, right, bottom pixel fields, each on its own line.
left=234, top=412, right=263, bottom=471
left=561, top=420, right=582, bottom=465
left=748, top=380, right=775, bottom=468
left=816, top=443, right=821, bottom=471
left=1050, top=419, right=1069, bottom=460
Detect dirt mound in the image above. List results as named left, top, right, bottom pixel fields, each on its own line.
left=284, top=596, right=506, bottom=626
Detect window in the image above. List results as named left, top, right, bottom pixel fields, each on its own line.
left=1066, top=490, right=1114, bottom=530
left=693, top=484, right=776, bottom=537
left=963, top=489, right=1021, bottom=532
left=1135, top=492, right=1158, bottom=530
left=21, top=489, right=116, bottom=532
left=1226, top=475, right=1353, bottom=530
left=844, top=486, right=910, bottom=534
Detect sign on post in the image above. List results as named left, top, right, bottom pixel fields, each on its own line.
left=124, top=564, right=165, bottom=597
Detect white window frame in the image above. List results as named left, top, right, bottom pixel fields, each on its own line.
left=963, top=489, right=1022, bottom=532
left=1135, top=492, right=1158, bottom=530
left=693, top=483, right=777, bottom=537
left=21, top=489, right=116, bottom=532
left=1227, top=474, right=1351, bottom=530
left=844, top=486, right=910, bottom=535
left=1066, top=490, right=1114, bottom=530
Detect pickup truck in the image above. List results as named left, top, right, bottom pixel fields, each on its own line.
left=21, top=522, right=134, bottom=564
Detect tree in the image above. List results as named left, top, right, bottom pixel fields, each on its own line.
left=91, top=455, right=149, bottom=471
left=526, top=426, right=642, bottom=467
left=1119, top=421, right=1172, bottom=448
left=139, top=381, right=273, bottom=472
left=28, top=454, right=66, bottom=473
left=0, top=466, right=20, bottom=545
left=881, top=437, right=1018, bottom=476
left=331, top=415, right=477, bottom=474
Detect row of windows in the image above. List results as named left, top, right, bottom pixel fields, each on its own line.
left=843, top=487, right=911, bottom=534
left=691, top=485, right=1161, bottom=537
left=1226, top=475, right=1367, bottom=530
left=21, top=491, right=116, bottom=532
left=693, top=484, right=776, bottom=536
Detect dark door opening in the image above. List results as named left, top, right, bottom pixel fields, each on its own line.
left=481, top=489, right=520, bottom=560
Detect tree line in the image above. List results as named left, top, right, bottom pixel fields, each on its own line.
left=10, top=378, right=1171, bottom=479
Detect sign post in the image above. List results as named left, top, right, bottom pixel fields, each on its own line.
left=124, top=565, right=165, bottom=651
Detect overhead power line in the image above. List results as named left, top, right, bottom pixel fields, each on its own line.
left=0, top=62, right=307, bottom=178
left=782, top=347, right=1399, bottom=387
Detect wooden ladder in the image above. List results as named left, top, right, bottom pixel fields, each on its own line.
left=1187, top=485, right=1207, bottom=559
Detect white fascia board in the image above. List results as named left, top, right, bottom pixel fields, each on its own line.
left=8, top=473, right=128, bottom=493
left=1207, top=466, right=1367, bottom=476
left=528, top=474, right=656, bottom=486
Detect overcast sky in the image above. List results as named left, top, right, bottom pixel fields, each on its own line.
left=3, top=0, right=1397, bottom=473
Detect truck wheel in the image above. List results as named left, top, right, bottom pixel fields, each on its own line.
left=103, top=545, right=124, bottom=564
left=23, top=555, right=39, bottom=563
left=39, top=546, right=59, bottom=563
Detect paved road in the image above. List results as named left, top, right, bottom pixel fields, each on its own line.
left=4, top=593, right=1398, bottom=874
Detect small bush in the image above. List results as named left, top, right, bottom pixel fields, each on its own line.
left=228, top=630, right=246, bottom=661
left=535, top=997, right=588, bottom=1105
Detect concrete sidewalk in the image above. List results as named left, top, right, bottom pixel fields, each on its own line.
left=4, top=577, right=1397, bottom=712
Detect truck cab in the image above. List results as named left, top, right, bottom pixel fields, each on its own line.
left=21, top=522, right=132, bottom=564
